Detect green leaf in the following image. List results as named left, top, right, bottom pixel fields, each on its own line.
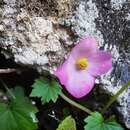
left=7, top=86, right=25, bottom=98
left=62, top=107, right=71, bottom=118
left=57, top=116, right=76, bottom=130
left=0, top=88, right=38, bottom=130
left=84, top=112, right=124, bottom=130
left=30, top=78, right=62, bottom=104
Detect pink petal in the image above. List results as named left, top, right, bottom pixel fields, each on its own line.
left=87, top=51, right=112, bottom=76
left=54, top=56, right=95, bottom=98
left=54, top=61, right=68, bottom=86
left=66, top=73, right=95, bottom=98
left=54, top=37, right=111, bottom=98
left=71, top=37, right=98, bottom=59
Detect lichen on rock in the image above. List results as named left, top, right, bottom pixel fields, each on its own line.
left=0, top=0, right=73, bottom=71
left=111, top=0, right=127, bottom=9
left=25, top=0, right=74, bottom=18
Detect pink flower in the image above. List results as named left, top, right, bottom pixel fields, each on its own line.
left=54, top=37, right=112, bottom=98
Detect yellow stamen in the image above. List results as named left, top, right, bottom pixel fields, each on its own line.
left=76, top=58, right=88, bottom=70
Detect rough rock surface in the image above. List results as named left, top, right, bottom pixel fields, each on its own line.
left=0, top=0, right=130, bottom=128
left=0, top=0, right=74, bottom=72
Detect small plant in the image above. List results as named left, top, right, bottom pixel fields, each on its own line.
left=0, top=85, right=38, bottom=130
left=84, top=112, right=123, bottom=130
left=0, top=37, right=130, bottom=130
left=30, top=77, right=62, bottom=104
left=54, top=37, right=112, bottom=98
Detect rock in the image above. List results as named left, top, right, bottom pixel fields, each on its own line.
left=64, top=0, right=104, bottom=46
left=111, top=0, right=127, bottom=9
left=0, top=0, right=73, bottom=71
left=0, top=0, right=130, bottom=128
left=96, top=0, right=130, bottom=128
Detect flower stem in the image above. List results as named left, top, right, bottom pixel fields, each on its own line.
left=60, top=92, right=92, bottom=114
left=102, top=80, right=130, bottom=114
left=0, top=79, right=16, bottom=99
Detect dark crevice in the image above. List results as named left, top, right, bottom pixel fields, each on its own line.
left=0, top=48, right=119, bottom=130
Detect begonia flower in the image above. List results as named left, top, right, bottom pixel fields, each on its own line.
left=54, top=37, right=112, bottom=98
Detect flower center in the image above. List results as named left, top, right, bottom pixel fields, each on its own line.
left=76, top=58, right=88, bottom=70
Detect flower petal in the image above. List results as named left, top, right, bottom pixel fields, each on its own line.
left=54, top=61, right=68, bottom=86
left=66, top=73, right=95, bottom=98
left=87, top=51, right=112, bottom=76
left=54, top=56, right=75, bottom=86
left=54, top=56, right=95, bottom=98
left=71, top=37, right=98, bottom=59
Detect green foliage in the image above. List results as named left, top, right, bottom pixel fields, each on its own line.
left=57, top=116, right=76, bottom=130
left=0, top=86, right=38, bottom=130
left=30, top=78, right=62, bottom=104
left=62, top=107, right=71, bottom=118
left=7, top=86, right=25, bottom=98
left=84, top=112, right=124, bottom=130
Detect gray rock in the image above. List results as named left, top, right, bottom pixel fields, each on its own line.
left=0, top=0, right=130, bottom=128
left=67, top=0, right=130, bottom=127
left=111, top=0, right=127, bottom=9
left=95, top=0, right=130, bottom=128
left=0, top=0, right=73, bottom=71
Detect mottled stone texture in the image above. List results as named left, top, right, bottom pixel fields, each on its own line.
left=0, top=0, right=74, bottom=72
left=0, top=0, right=130, bottom=128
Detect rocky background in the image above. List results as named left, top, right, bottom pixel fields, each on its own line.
left=0, top=0, right=130, bottom=128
